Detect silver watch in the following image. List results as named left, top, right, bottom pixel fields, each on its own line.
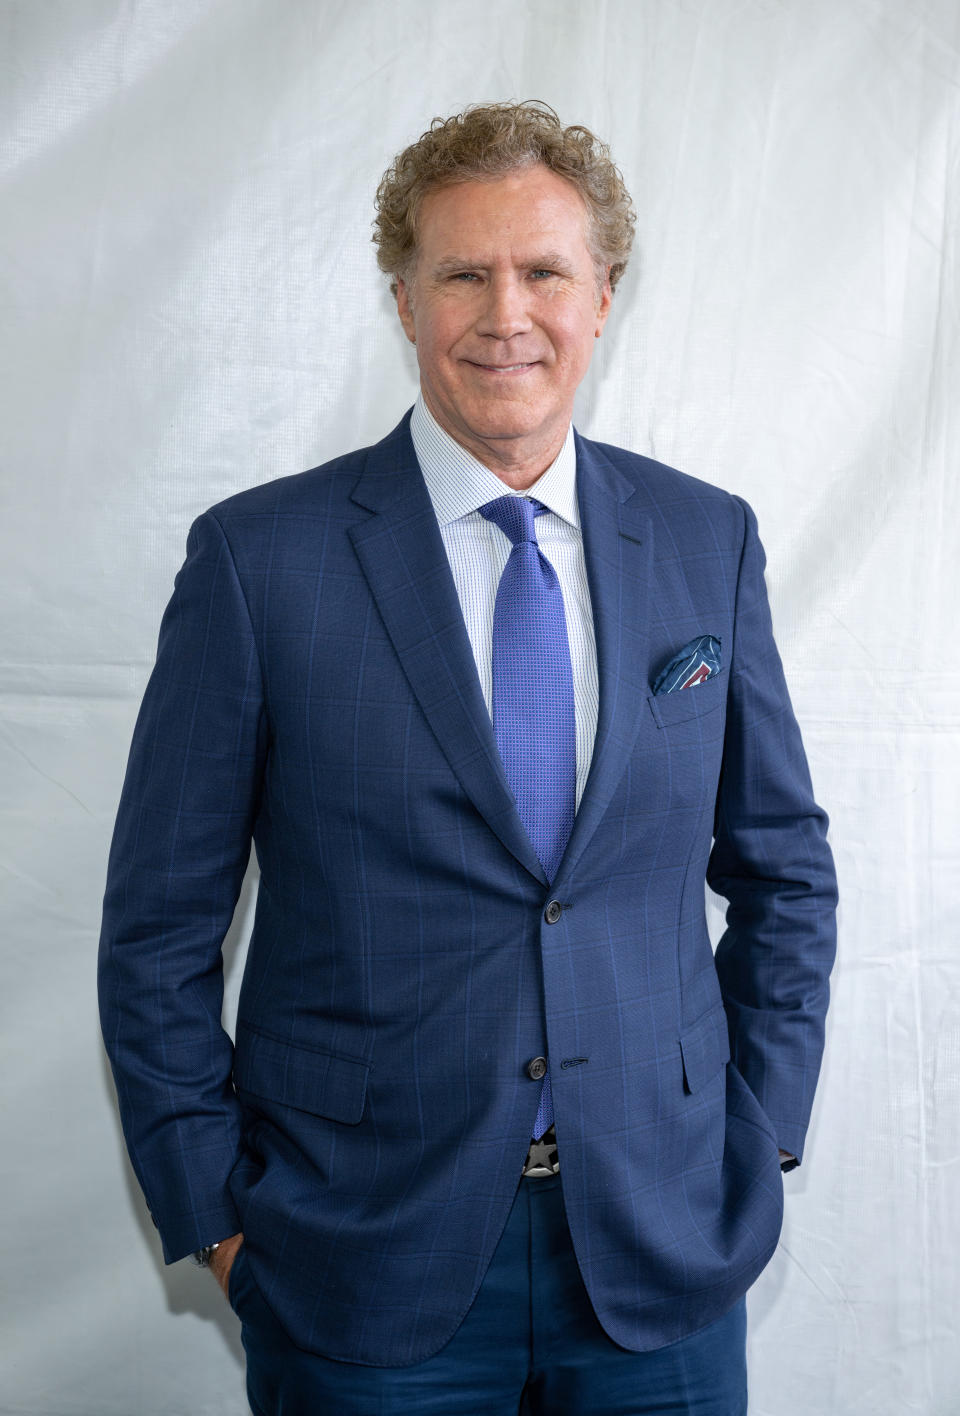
left=191, top=1242, right=221, bottom=1267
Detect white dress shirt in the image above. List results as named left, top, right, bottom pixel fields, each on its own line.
left=410, top=394, right=599, bottom=810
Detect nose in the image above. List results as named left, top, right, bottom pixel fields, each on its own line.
left=475, top=274, right=533, bottom=340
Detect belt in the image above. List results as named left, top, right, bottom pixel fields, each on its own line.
left=521, top=1123, right=559, bottom=1178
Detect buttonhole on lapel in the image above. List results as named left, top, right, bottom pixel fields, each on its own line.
left=560, top=1056, right=589, bottom=1069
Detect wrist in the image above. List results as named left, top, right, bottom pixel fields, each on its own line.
left=191, top=1242, right=221, bottom=1268
left=192, top=1231, right=243, bottom=1269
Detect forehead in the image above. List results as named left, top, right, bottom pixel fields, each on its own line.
left=415, top=165, right=592, bottom=259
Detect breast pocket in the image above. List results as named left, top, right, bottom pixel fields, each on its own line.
left=646, top=672, right=725, bottom=736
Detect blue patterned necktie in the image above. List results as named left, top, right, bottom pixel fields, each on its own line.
left=479, top=495, right=576, bottom=1140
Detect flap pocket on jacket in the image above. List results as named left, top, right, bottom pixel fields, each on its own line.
left=233, top=1026, right=370, bottom=1124
left=647, top=673, right=724, bottom=729
left=679, top=1006, right=731, bottom=1094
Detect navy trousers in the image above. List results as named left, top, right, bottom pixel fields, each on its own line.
left=230, top=1172, right=748, bottom=1415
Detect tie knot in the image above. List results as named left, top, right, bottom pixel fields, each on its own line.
left=479, top=495, right=546, bottom=547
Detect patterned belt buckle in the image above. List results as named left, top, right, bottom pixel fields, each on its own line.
left=522, top=1124, right=559, bottom=1177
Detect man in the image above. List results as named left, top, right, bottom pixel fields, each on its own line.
left=99, top=102, right=837, bottom=1414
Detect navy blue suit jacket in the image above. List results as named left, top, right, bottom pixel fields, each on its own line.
left=99, top=411, right=837, bottom=1365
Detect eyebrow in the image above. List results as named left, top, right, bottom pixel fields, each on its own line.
left=429, top=251, right=577, bottom=277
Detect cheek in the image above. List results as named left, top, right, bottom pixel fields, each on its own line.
left=416, top=303, right=470, bottom=359
left=554, top=322, right=600, bottom=374
left=547, top=300, right=601, bottom=353
left=417, top=332, right=461, bottom=382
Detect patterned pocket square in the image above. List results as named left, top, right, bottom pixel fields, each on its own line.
left=652, top=635, right=722, bottom=695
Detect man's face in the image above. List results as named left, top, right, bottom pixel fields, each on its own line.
left=396, top=164, right=611, bottom=478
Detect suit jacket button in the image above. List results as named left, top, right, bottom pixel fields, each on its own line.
left=544, top=900, right=563, bottom=924
left=527, top=1056, right=548, bottom=1080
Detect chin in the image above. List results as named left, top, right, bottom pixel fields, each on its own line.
left=466, top=416, right=541, bottom=445
left=458, top=399, right=543, bottom=439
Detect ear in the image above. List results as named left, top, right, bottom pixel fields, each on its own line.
left=396, top=278, right=417, bottom=344
left=594, top=269, right=613, bottom=338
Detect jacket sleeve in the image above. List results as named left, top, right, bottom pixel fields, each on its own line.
left=707, top=495, right=838, bottom=1166
left=98, top=509, right=268, bottom=1261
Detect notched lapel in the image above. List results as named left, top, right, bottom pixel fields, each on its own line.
left=554, top=435, right=652, bottom=887
left=348, top=419, right=548, bottom=886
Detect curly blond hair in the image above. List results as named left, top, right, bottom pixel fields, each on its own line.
left=373, top=101, right=635, bottom=295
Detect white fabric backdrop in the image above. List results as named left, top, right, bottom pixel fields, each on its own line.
left=2, top=1, right=958, bottom=1411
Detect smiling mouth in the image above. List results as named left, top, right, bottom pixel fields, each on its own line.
left=469, top=361, right=539, bottom=373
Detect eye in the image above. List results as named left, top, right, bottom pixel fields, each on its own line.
left=451, top=271, right=480, bottom=282
left=530, top=269, right=557, bottom=280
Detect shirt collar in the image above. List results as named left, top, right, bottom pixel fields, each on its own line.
left=410, top=393, right=580, bottom=529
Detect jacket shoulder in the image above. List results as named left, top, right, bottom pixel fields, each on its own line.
left=578, top=434, right=749, bottom=546
left=201, top=413, right=413, bottom=527
left=203, top=445, right=369, bottom=526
